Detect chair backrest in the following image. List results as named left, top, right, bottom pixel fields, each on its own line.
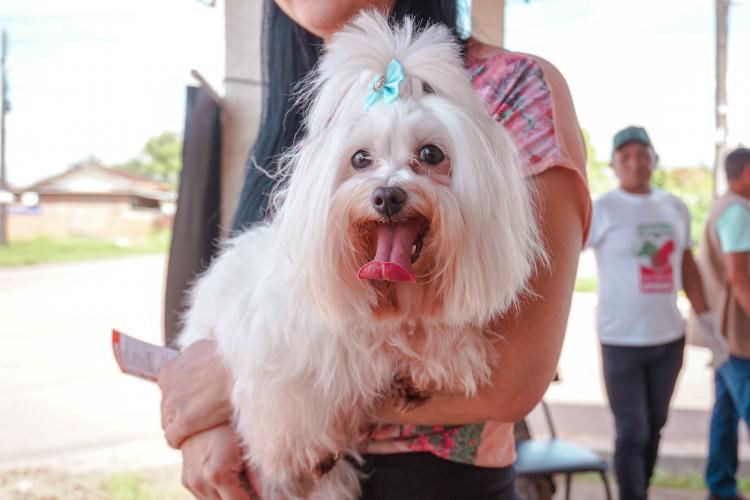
left=540, top=400, right=558, bottom=440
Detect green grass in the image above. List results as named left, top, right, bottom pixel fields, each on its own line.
left=0, top=232, right=170, bottom=267
left=100, top=473, right=149, bottom=500
left=0, top=467, right=188, bottom=499
left=577, top=469, right=750, bottom=491
left=652, top=469, right=750, bottom=491
left=3, top=466, right=748, bottom=498
left=99, top=472, right=186, bottom=500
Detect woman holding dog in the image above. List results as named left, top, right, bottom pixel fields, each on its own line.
left=157, top=1, right=590, bottom=498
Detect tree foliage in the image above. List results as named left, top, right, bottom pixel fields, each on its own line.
left=118, top=131, right=182, bottom=186
left=652, top=166, right=713, bottom=244
left=582, top=128, right=616, bottom=196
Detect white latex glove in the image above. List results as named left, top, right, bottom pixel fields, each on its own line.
left=699, top=312, right=731, bottom=370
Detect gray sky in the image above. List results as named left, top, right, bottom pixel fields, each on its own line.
left=1, top=0, right=748, bottom=186
left=505, top=0, right=750, bottom=165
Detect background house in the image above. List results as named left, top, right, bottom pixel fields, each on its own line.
left=7, top=163, right=175, bottom=243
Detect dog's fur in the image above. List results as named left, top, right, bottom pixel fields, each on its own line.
left=179, top=11, right=544, bottom=500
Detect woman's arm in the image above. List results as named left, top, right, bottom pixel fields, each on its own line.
left=727, top=251, right=750, bottom=318
left=160, top=167, right=587, bottom=438
left=376, top=166, right=586, bottom=425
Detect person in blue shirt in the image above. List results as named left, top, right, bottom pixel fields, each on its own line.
left=699, top=147, right=750, bottom=500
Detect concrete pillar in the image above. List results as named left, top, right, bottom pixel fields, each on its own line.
left=472, top=0, right=504, bottom=48
left=221, top=0, right=263, bottom=231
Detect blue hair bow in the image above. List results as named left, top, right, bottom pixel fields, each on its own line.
left=364, top=58, right=404, bottom=111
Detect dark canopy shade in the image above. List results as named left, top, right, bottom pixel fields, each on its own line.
left=164, top=86, right=222, bottom=346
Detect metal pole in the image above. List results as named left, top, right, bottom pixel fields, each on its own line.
left=714, top=0, right=729, bottom=197
left=0, top=29, right=8, bottom=245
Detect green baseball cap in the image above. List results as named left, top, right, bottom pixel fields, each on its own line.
left=613, top=126, right=653, bottom=152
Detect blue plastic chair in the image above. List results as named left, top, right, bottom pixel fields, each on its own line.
left=515, top=401, right=612, bottom=500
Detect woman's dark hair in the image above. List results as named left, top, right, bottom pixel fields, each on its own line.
left=232, top=0, right=463, bottom=230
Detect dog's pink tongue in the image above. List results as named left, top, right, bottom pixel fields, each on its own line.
left=358, top=221, right=421, bottom=282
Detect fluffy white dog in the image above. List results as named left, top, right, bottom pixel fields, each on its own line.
left=179, top=11, right=543, bottom=500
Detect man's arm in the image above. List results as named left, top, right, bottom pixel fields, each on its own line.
left=682, top=249, right=709, bottom=314
left=726, top=251, right=750, bottom=318
left=685, top=248, right=730, bottom=369
left=377, top=166, right=586, bottom=425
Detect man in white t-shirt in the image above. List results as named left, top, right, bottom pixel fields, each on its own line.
left=587, top=126, right=727, bottom=500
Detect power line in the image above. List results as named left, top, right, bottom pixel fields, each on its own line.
left=1, top=29, right=8, bottom=245
left=714, top=0, right=729, bottom=196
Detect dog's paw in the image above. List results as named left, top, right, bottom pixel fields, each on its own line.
left=392, top=375, right=431, bottom=412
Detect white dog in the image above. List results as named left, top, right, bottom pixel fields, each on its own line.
left=179, top=11, right=543, bottom=500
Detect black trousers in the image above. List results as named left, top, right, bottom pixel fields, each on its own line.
left=602, top=337, right=685, bottom=500
left=359, top=452, right=519, bottom=500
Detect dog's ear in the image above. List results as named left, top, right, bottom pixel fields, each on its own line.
left=427, top=100, right=546, bottom=324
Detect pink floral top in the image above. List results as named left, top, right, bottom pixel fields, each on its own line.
left=364, top=50, right=589, bottom=467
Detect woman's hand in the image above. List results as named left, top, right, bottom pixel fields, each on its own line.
left=180, top=424, right=261, bottom=500
left=158, top=339, right=234, bottom=448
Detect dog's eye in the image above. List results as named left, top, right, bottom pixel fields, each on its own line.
left=351, top=149, right=371, bottom=170
left=418, top=145, right=444, bottom=165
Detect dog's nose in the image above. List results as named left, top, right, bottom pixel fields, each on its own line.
left=372, top=186, right=407, bottom=217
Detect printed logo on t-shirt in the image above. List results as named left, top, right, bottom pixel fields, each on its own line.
left=636, top=223, right=675, bottom=293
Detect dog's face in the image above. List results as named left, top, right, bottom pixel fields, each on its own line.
left=333, top=99, right=456, bottom=284
left=320, top=96, right=475, bottom=320
left=277, top=92, right=537, bottom=325
left=272, top=13, right=542, bottom=325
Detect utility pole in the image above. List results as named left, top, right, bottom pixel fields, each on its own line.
left=0, top=29, right=8, bottom=246
left=714, top=0, right=729, bottom=197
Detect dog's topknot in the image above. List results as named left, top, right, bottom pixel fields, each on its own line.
left=301, top=10, right=478, bottom=136
left=323, top=10, right=464, bottom=90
